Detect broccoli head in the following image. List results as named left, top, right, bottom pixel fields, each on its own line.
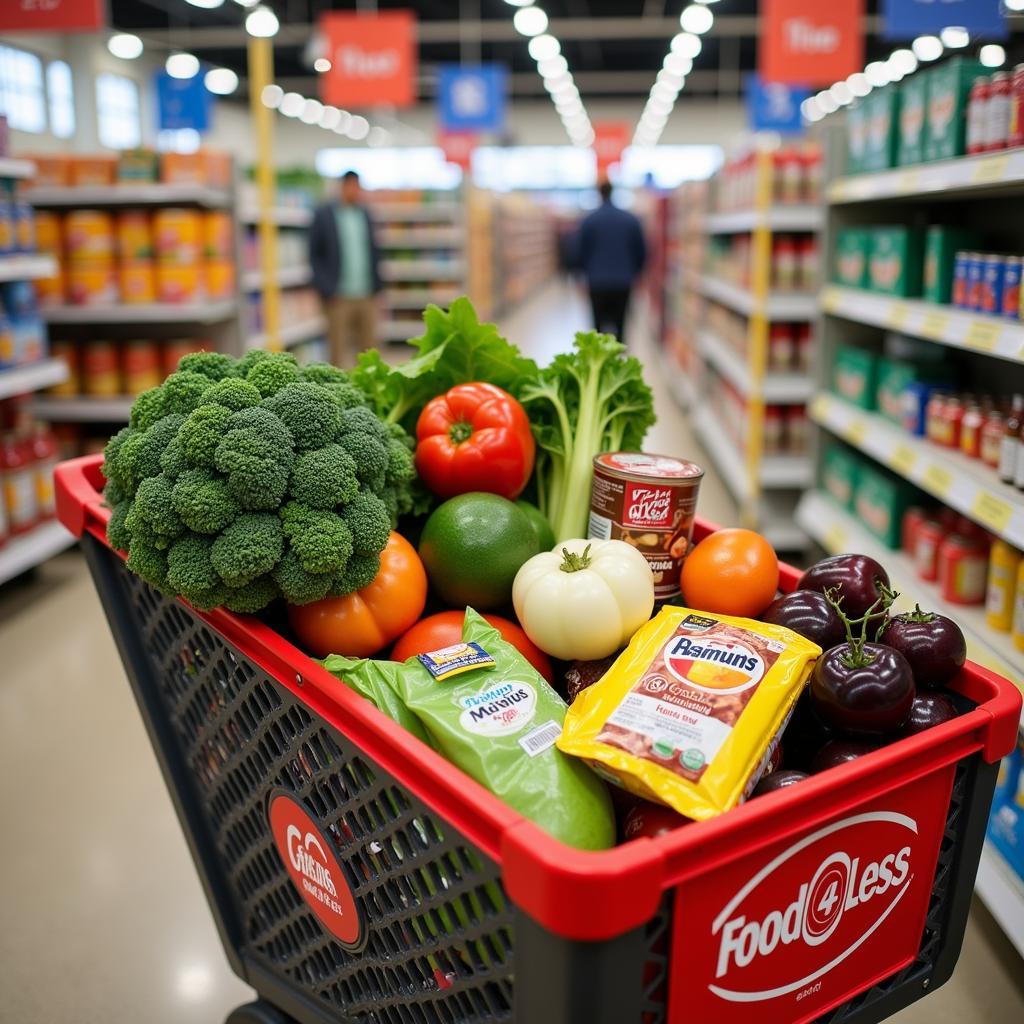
left=201, top=376, right=262, bottom=412
left=337, top=432, right=388, bottom=492
left=166, top=534, right=227, bottom=610
left=172, top=468, right=239, bottom=534
left=273, top=548, right=333, bottom=605
left=214, top=407, right=294, bottom=511
left=385, top=437, right=415, bottom=488
left=342, top=490, right=391, bottom=557
left=159, top=433, right=189, bottom=479
left=262, top=381, right=342, bottom=451
left=245, top=352, right=300, bottom=398
left=223, top=575, right=279, bottom=614
left=338, top=404, right=392, bottom=445
left=132, top=473, right=184, bottom=540
left=177, top=351, right=238, bottom=382
left=328, top=551, right=381, bottom=597
left=323, top=380, right=367, bottom=411
left=106, top=499, right=132, bottom=552
left=160, top=371, right=212, bottom=415
left=114, top=413, right=186, bottom=494
left=178, top=403, right=234, bottom=467
left=126, top=529, right=171, bottom=593
left=280, top=501, right=354, bottom=575
left=300, top=362, right=349, bottom=386
left=289, top=444, right=359, bottom=510
left=129, top=387, right=168, bottom=431
left=211, top=513, right=284, bottom=588
left=102, top=425, right=135, bottom=492
left=236, top=348, right=272, bottom=377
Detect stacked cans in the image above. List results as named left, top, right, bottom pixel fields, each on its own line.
left=953, top=251, right=1022, bottom=320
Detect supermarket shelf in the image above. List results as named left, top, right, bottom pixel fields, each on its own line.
left=42, top=301, right=236, bottom=325
left=830, top=150, right=1024, bottom=204
left=698, top=330, right=812, bottom=402
left=810, top=391, right=1024, bottom=550
left=705, top=205, right=823, bottom=234
left=377, top=228, right=462, bottom=248
left=822, top=286, right=1024, bottom=365
left=795, top=490, right=1024, bottom=685
left=659, top=345, right=697, bottom=411
left=0, top=157, right=35, bottom=180
left=975, top=842, right=1024, bottom=960
left=0, top=521, right=75, bottom=586
left=242, top=264, right=311, bottom=290
left=0, top=254, right=58, bottom=283
left=380, top=260, right=464, bottom=281
left=700, top=275, right=817, bottom=320
left=26, top=184, right=231, bottom=208
left=385, top=289, right=459, bottom=309
left=370, top=202, right=461, bottom=221
left=251, top=316, right=326, bottom=349
left=30, top=396, right=134, bottom=422
left=379, top=320, right=419, bottom=342
left=240, top=206, right=312, bottom=227
left=0, top=358, right=68, bottom=400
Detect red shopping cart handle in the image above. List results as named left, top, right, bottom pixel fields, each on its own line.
left=55, top=454, right=110, bottom=539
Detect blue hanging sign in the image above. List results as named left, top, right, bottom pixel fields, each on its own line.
left=881, top=0, right=1007, bottom=40
left=155, top=70, right=211, bottom=133
left=746, top=75, right=810, bottom=135
left=437, top=64, right=507, bottom=133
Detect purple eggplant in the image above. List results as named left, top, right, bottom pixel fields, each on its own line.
left=810, top=739, right=880, bottom=774
left=880, top=606, right=966, bottom=688
left=763, top=590, right=846, bottom=651
left=901, top=692, right=959, bottom=736
left=798, top=554, right=892, bottom=620
left=751, top=769, right=809, bottom=797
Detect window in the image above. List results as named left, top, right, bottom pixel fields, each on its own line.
left=96, top=73, right=140, bottom=150
left=0, top=45, right=46, bottom=133
left=157, top=128, right=201, bottom=154
left=46, top=61, right=74, bottom=139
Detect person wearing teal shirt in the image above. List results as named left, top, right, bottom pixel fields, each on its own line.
left=309, top=170, right=382, bottom=368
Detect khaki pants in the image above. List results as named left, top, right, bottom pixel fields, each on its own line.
left=324, top=295, right=378, bottom=369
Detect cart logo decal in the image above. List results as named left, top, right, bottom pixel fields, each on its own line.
left=709, top=811, right=917, bottom=1003
left=269, top=793, right=364, bottom=950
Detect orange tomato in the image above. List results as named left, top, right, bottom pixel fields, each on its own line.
left=288, top=532, right=427, bottom=658
left=391, top=610, right=554, bottom=683
left=679, top=528, right=779, bottom=618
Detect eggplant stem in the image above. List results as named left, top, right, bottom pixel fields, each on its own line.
left=823, top=586, right=883, bottom=669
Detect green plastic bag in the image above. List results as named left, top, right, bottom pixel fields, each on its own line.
left=327, top=609, right=616, bottom=850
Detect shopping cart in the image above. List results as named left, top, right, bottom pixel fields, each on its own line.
left=56, top=454, right=1021, bottom=1024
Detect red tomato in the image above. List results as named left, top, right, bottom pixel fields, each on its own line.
left=415, top=382, right=535, bottom=500
left=391, top=610, right=554, bottom=683
left=622, top=802, right=691, bottom=841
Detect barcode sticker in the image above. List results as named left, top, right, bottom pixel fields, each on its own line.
left=518, top=720, right=563, bottom=758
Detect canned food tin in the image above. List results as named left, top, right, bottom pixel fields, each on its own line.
left=33, top=266, right=64, bottom=308
left=0, top=314, right=13, bottom=367
left=122, top=340, right=162, bottom=394
left=952, top=250, right=971, bottom=308
left=33, top=211, right=61, bottom=254
left=939, top=534, right=989, bottom=605
left=966, top=253, right=986, bottom=311
left=153, top=208, right=203, bottom=265
left=119, top=262, right=156, bottom=305
left=203, top=211, right=234, bottom=262
left=13, top=203, right=35, bottom=253
left=82, top=341, right=121, bottom=396
left=203, top=260, right=235, bottom=300
left=901, top=506, right=929, bottom=557
left=987, top=539, right=1021, bottom=632
left=47, top=340, right=80, bottom=396
left=69, top=156, right=116, bottom=187
left=156, top=262, right=203, bottom=304
left=981, top=255, right=1007, bottom=315
left=1003, top=256, right=1022, bottom=319
left=0, top=200, right=14, bottom=254
left=162, top=339, right=206, bottom=375
left=64, top=210, right=114, bottom=263
left=66, top=264, right=117, bottom=306
left=915, top=518, right=947, bottom=582
left=588, top=452, right=704, bottom=601
left=116, top=211, right=153, bottom=262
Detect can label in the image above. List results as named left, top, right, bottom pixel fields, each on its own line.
left=981, top=257, right=1006, bottom=315
left=967, top=256, right=986, bottom=311
left=1003, top=260, right=1022, bottom=319
left=952, top=253, right=970, bottom=308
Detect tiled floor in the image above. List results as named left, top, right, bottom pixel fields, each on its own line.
left=1, top=283, right=1021, bottom=1023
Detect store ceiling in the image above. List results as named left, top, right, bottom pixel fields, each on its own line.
left=110, top=1, right=1017, bottom=102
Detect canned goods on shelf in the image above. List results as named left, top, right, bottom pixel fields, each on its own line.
left=162, top=339, right=207, bottom=375
left=13, top=203, right=35, bottom=253
left=939, top=534, right=989, bottom=605
left=122, top=340, right=162, bottom=394
left=115, top=211, right=154, bottom=263
left=1002, top=256, right=1022, bottom=320
left=203, top=211, right=234, bottom=262
left=82, top=341, right=121, bottom=396
left=981, top=255, right=1007, bottom=315
left=153, top=208, right=203, bottom=265
left=156, top=263, right=203, bottom=304
left=47, top=340, right=80, bottom=397
left=119, top=262, right=157, bottom=305
left=66, top=264, right=118, bottom=306
left=0, top=200, right=14, bottom=255
left=33, top=266, right=64, bottom=308
left=33, top=211, right=61, bottom=255
left=204, top=261, right=235, bottom=300
left=64, top=210, right=115, bottom=263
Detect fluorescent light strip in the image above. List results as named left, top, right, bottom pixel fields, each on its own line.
left=262, top=84, right=385, bottom=143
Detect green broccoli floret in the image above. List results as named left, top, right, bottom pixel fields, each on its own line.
left=176, top=351, right=238, bottom=381
left=106, top=500, right=132, bottom=551
left=161, top=371, right=212, bottom=415
left=289, top=444, right=359, bottom=509
left=178, top=403, right=234, bottom=467
left=223, top=575, right=279, bottom=614
left=273, top=548, right=333, bottom=605
left=337, top=432, right=387, bottom=491
left=300, top=362, right=349, bottom=386
left=245, top=352, right=300, bottom=398
left=328, top=551, right=381, bottom=597
left=384, top=437, right=415, bottom=488
left=236, top=348, right=273, bottom=377
left=159, top=433, right=189, bottom=479
left=172, top=468, right=239, bottom=534
left=102, top=476, right=127, bottom=509
left=126, top=530, right=171, bottom=593
left=130, top=387, right=168, bottom=430
left=117, top=413, right=186, bottom=493
left=338, top=404, right=392, bottom=445
left=132, top=474, right=184, bottom=540
left=280, top=501, right=353, bottom=575
left=262, top=381, right=342, bottom=451
left=214, top=407, right=294, bottom=510
left=324, top=380, right=367, bottom=411
left=342, top=490, right=390, bottom=557
left=166, top=534, right=227, bottom=610
left=202, top=376, right=262, bottom=412
left=102, top=425, right=135, bottom=492
left=211, top=513, right=284, bottom=588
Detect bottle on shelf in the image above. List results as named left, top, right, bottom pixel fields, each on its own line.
left=987, top=539, right=1022, bottom=633
left=1013, top=557, right=1024, bottom=653
left=30, top=422, right=58, bottom=522
left=1010, top=64, right=1024, bottom=150
left=967, top=77, right=991, bottom=156
left=0, top=401, right=38, bottom=537
left=986, top=71, right=1012, bottom=153
left=999, top=394, right=1024, bottom=486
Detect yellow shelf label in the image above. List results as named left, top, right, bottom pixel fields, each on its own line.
left=846, top=419, right=867, bottom=445
left=971, top=490, right=1014, bottom=535
left=822, top=286, right=841, bottom=309
left=972, top=154, right=1010, bottom=184
left=824, top=524, right=847, bottom=551
left=891, top=444, right=916, bottom=474
left=965, top=319, right=1001, bottom=352
left=897, top=170, right=920, bottom=193
left=922, top=462, right=954, bottom=498
left=919, top=311, right=949, bottom=338
left=889, top=303, right=909, bottom=328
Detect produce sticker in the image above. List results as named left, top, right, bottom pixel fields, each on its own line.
left=669, top=766, right=953, bottom=1024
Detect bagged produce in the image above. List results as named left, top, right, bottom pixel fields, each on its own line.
left=326, top=609, right=616, bottom=850
left=558, top=606, right=821, bottom=820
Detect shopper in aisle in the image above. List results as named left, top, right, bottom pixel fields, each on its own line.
left=577, top=180, right=647, bottom=345
left=308, top=170, right=382, bottom=368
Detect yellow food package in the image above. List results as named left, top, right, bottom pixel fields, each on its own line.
left=557, top=606, right=822, bottom=820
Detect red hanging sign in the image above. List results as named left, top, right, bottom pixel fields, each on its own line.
left=760, top=0, right=864, bottom=87
left=592, top=121, right=631, bottom=173
left=438, top=129, right=477, bottom=170
left=0, top=0, right=106, bottom=32
left=319, top=10, right=417, bottom=110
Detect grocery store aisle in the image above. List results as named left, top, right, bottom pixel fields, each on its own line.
left=0, top=284, right=1021, bottom=1024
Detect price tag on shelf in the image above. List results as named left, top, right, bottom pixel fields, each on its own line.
left=822, top=286, right=841, bottom=310
left=920, top=311, right=949, bottom=339
left=897, top=170, right=920, bottom=193
left=846, top=419, right=867, bottom=446
left=922, top=462, right=954, bottom=499
left=971, top=491, right=1013, bottom=535
left=889, top=303, right=909, bottom=329
left=965, top=319, right=1000, bottom=352
left=824, top=524, right=847, bottom=552
left=972, top=155, right=1009, bottom=184
left=890, top=444, right=916, bottom=474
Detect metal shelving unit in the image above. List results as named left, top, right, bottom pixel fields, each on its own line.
left=0, top=521, right=75, bottom=586
left=27, top=184, right=231, bottom=208
left=30, top=396, right=135, bottom=422
left=0, top=359, right=68, bottom=401
left=42, top=301, right=237, bottom=326
left=0, top=254, right=57, bottom=284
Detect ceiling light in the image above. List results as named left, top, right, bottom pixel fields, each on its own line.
left=107, top=33, right=143, bottom=60
left=888, top=49, right=918, bottom=78
left=671, top=32, right=702, bottom=59
left=528, top=34, right=560, bottom=61
left=911, top=35, right=943, bottom=62
left=233, top=0, right=260, bottom=6
left=367, top=127, right=390, bottom=147
left=280, top=92, right=304, bottom=117
left=204, top=67, right=238, bottom=95
left=847, top=72, right=870, bottom=98
left=503, top=0, right=534, bottom=6
left=657, top=67, right=684, bottom=87
left=864, top=61, right=890, bottom=87
left=166, top=52, right=200, bottom=79
left=186, top=0, right=224, bottom=7
left=245, top=5, right=280, bottom=38
left=940, top=27, right=969, bottom=49
left=314, top=57, right=332, bottom=73
left=1005, top=0, right=1024, bottom=9
left=664, top=52, right=693, bottom=77
left=319, top=106, right=341, bottom=130
left=261, top=84, right=283, bottom=108
left=653, top=81, right=680, bottom=101
left=334, top=111, right=353, bottom=133
left=980, top=44, right=1007, bottom=68
left=299, top=98, right=323, bottom=124
left=829, top=81, right=853, bottom=106
left=648, top=97, right=673, bottom=117
left=548, top=78, right=576, bottom=97
left=538, top=55, right=568, bottom=78
left=679, top=5, right=714, bottom=34
left=816, top=90, right=839, bottom=114
left=558, top=99, right=584, bottom=117
left=801, top=97, right=823, bottom=122
left=513, top=6, right=548, bottom=36
left=348, top=115, right=370, bottom=141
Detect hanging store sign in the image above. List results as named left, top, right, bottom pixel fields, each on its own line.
left=437, top=129, right=478, bottom=170
left=746, top=75, right=810, bottom=135
left=155, top=71, right=211, bottom=133
left=0, top=0, right=105, bottom=32
left=593, top=121, right=631, bottom=173
left=760, top=0, right=864, bottom=86
left=319, top=10, right=417, bottom=109
left=881, top=0, right=1007, bottom=41
left=437, top=65, right=507, bottom=134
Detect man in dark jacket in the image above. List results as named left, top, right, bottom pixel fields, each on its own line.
left=308, top=170, right=382, bottom=368
left=577, top=180, right=647, bottom=345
